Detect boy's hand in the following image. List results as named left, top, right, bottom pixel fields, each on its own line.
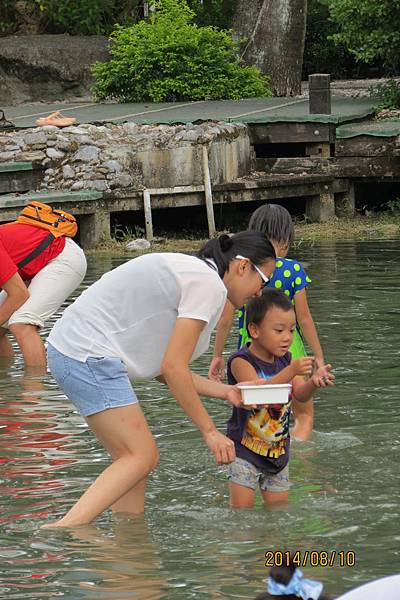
left=292, top=356, right=315, bottom=377
left=312, top=364, right=335, bottom=387
left=208, top=356, right=225, bottom=381
left=315, top=357, right=331, bottom=377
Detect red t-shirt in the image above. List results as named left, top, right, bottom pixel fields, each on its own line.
left=0, top=223, right=66, bottom=287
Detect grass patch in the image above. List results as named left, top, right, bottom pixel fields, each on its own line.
left=88, top=214, right=400, bottom=256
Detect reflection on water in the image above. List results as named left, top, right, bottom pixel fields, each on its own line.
left=0, top=241, right=399, bottom=599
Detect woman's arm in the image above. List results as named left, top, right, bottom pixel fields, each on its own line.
left=161, top=317, right=235, bottom=465
left=0, top=273, right=29, bottom=326
left=208, top=300, right=235, bottom=381
left=294, top=289, right=325, bottom=369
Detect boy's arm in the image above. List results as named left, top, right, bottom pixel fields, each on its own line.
left=292, top=365, right=335, bottom=402
left=208, top=300, right=235, bottom=380
left=231, top=356, right=315, bottom=385
left=294, top=289, right=326, bottom=370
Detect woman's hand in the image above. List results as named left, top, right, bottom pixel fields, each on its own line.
left=208, top=355, right=225, bottom=381
left=224, top=380, right=265, bottom=410
left=202, top=429, right=235, bottom=465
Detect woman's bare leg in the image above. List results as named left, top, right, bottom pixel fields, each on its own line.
left=291, top=397, right=314, bottom=441
left=0, top=327, right=14, bottom=357
left=9, top=323, right=46, bottom=367
left=42, top=404, right=159, bottom=528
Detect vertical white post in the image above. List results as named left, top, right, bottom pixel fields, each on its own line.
left=202, top=145, right=216, bottom=237
left=143, top=189, right=154, bottom=241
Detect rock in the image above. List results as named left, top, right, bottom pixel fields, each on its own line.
left=126, top=238, right=151, bottom=251
left=103, top=159, right=123, bottom=173
left=62, top=165, right=75, bottom=179
left=71, top=181, right=84, bottom=190
left=72, top=145, right=100, bottom=162
left=122, top=123, right=139, bottom=135
left=90, top=179, right=109, bottom=191
left=0, top=151, right=17, bottom=161
left=0, top=34, right=109, bottom=104
left=110, top=173, right=133, bottom=188
left=24, top=131, right=48, bottom=145
left=46, top=147, right=65, bottom=159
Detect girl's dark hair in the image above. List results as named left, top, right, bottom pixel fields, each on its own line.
left=249, top=204, right=295, bottom=247
left=246, top=289, right=293, bottom=333
left=253, top=558, right=333, bottom=600
left=197, top=231, right=275, bottom=278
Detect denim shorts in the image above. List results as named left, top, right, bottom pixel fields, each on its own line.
left=47, top=343, right=138, bottom=417
left=227, top=456, right=290, bottom=492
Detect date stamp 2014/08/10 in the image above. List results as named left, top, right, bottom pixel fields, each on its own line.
left=265, top=550, right=356, bottom=568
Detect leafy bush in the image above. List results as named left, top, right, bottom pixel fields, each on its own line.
left=92, top=0, right=271, bottom=103
left=370, top=79, right=400, bottom=111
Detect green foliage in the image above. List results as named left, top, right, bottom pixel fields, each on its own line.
left=35, top=0, right=141, bottom=35
left=92, top=0, right=271, bottom=103
left=303, top=0, right=357, bottom=78
left=327, top=0, right=400, bottom=73
left=0, top=0, right=21, bottom=35
left=189, top=0, right=238, bottom=29
left=370, top=79, right=400, bottom=111
left=0, top=0, right=142, bottom=37
left=385, top=198, right=400, bottom=214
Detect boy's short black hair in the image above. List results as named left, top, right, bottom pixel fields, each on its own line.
left=246, top=289, right=294, bottom=334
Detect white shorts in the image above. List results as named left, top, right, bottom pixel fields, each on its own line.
left=0, top=237, right=87, bottom=329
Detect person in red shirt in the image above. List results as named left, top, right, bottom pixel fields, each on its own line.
left=0, top=222, right=86, bottom=367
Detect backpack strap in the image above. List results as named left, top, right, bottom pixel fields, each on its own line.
left=17, top=232, right=56, bottom=270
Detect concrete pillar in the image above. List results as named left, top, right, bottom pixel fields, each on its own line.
left=309, top=74, right=331, bottom=114
left=335, top=182, right=355, bottom=217
left=306, top=190, right=335, bottom=222
left=79, top=209, right=110, bottom=249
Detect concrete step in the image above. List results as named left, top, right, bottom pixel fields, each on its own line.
left=0, top=161, right=43, bottom=194
left=0, top=189, right=103, bottom=213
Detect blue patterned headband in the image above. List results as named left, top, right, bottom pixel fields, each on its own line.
left=267, top=568, right=323, bottom=600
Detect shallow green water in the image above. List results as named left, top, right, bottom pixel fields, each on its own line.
left=0, top=241, right=399, bottom=599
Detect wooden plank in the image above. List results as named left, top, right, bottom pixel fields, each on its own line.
left=202, top=145, right=216, bottom=237
left=248, top=122, right=333, bottom=145
left=335, top=135, right=398, bottom=157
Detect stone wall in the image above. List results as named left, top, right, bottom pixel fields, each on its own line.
left=0, top=121, right=251, bottom=192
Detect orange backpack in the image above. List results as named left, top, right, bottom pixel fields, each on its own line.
left=16, top=201, right=77, bottom=238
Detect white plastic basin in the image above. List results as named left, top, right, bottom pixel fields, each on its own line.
left=237, top=383, right=292, bottom=405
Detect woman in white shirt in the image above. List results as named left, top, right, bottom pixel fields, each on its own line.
left=44, top=231, right=276, bottom=528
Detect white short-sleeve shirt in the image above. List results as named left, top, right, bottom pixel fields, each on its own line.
left=48, top=253, right=227, bottom=380
left=337, top=575, right=400, bottom=600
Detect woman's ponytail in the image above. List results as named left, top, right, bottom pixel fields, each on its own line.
left=198, top=231, right=275, bottom=278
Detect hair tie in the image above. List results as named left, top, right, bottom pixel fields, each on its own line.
left=219, top=234, right=233, bottom=252
left=267, top=568, right=323, bottom=600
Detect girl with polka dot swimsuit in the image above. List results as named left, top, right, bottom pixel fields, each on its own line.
left=209, top=204, right=330, bottom=440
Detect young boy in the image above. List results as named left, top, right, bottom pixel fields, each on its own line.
left=227, top=289, right=334, bottom=508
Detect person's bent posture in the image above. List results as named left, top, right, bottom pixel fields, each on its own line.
left=0, top=217, right=86, bottom=367
left=44, top=231, right=276, bottom=528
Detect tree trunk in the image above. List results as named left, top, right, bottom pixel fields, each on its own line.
left=233, top=0, right=307, bottom=96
